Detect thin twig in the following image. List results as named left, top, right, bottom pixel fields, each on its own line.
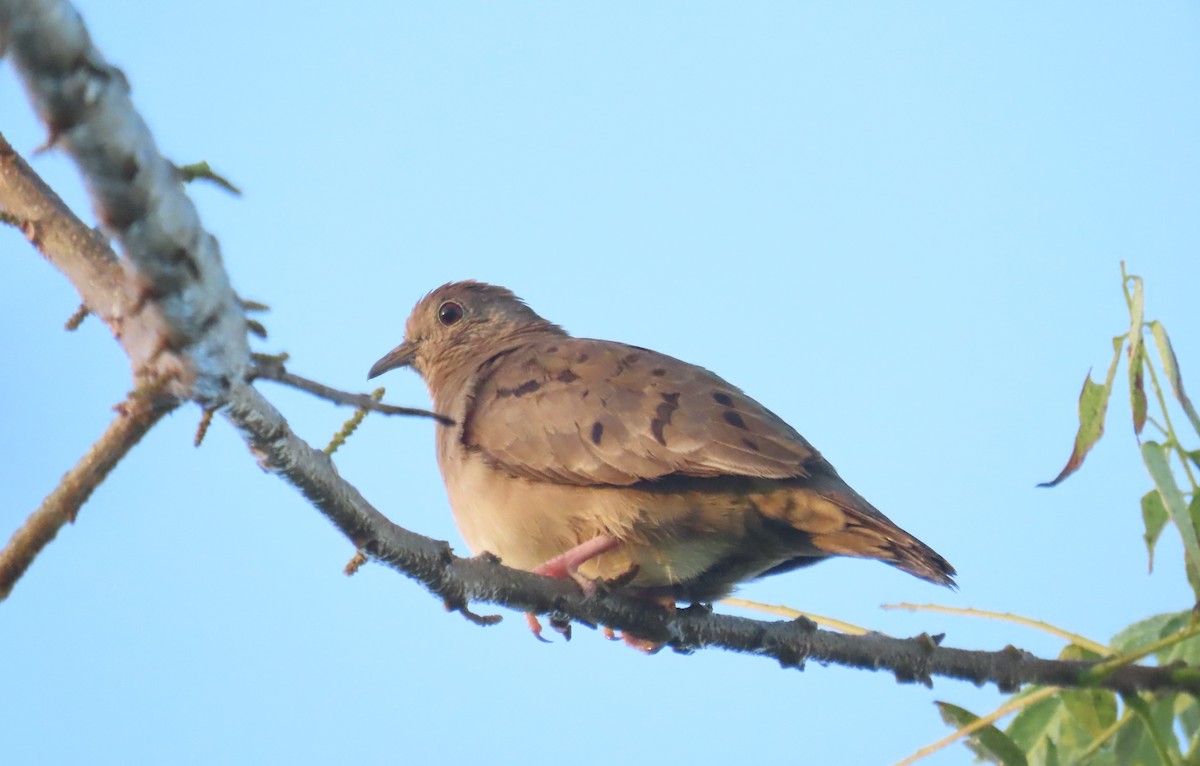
left=723, top=596, right=874, bottom=635
left=64, top=302, right=88, bottom=330
left=0, top=391, right=175, bottom=600
left=882, top=603, right=1110, bottom=656
left=1081, top=620, right=1200, bottom=684
left=0, top=131, right=127, bottom=329
left=253, top=355, right=452, bottom=425
left=194, top=407, right=215, bottom=447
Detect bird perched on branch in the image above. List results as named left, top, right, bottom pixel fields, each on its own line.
left=369, top=281, right=954, bottom=636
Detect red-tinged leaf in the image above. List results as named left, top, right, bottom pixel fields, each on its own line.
left=1126, top=274, right=1147, bottom=436
left=1039, top=337, right=1124, bottom=487
left=1130, top=344, right=1147, bottom=437
left=1149, top=320, right=1200, bottom=436
left=1140, top=490, right=1168, bottom=572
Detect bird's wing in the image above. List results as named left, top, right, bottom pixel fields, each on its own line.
left=460, top=337, right=821, bottom=486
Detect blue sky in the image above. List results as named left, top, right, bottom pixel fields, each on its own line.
left=3, top=3, right=1199, bottom=764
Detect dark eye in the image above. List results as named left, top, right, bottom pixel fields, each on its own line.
left=437, top=301, right=464, bottom=326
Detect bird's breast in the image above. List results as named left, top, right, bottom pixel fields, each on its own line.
left=435, top=437, right=792, bottom=592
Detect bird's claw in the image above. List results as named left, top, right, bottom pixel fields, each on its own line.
left=526, top=612, right=552, bottom=643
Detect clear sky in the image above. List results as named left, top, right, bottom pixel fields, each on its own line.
left=3, top=3, right=1199, bottom=764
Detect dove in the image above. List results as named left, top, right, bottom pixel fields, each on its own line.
left=369, top=281, right=955, bottom=629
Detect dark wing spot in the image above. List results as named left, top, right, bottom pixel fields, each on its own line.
left=497, top=379, right=542, bottom=398
left=556, top=369, right=579, bottom=383
left=723, top=411, right=748, bottom=429
left=581, top=389, right=590, bottom=399
left=742, top=438, right=760, bottom=452
left=650, top=420, right=666, bottom=445
left=591, top=421, right=604, bottom=445
left=577, top=352, right=590, bottom=363
left=546, top=346, right=559, bottom=354
left=624, top=353, right=641, bottom=365
left=650, top=392, right=681, bottom=446
left=712, top=392, right=734, bottom=407
left=515, top=380, right=541, bottom=397
left=651, top=368, right=667, bottom=377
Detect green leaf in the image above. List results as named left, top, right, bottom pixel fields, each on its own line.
left=1007, top=694, right=1063, bottom=752
left=1004, top=690, right=1100, bottom=765
left=1115, top=695, right=1182, bottom=766
left=1061, top=689, right=1118, bottom=738
left=1127, top=274, right=1148, bottom=436
left=1188, top=450, right=1200, bottom=471
left=1141, top=490, right=1169, bottom=572
left=1159, top=619, right=1200, bottom=668
left=1149, top=320, right=1200, bottom=437
left=1059, top=643, right=1105, bottom=663
left=936, top=701, right=1028, bottom=766
left=1076, top=726, right=1124, bottom=766
left=1110, top=611, right=1190, bottom=654
left=1112, top=717, right=1155, bottom=766
left=1175, top=694, right=1200, bottom=741
left=1142, top=441, right=1200, bottom=596
left=1042, top=738, right=1060, bottom=766
left=1039, top=336, right=1125, bottom=487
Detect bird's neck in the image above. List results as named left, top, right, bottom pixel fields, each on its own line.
left=426, top=324, right=567, bottom=411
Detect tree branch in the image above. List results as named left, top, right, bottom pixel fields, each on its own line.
left=220, top=377, right=1200, bottom=695
left=251, top=354, right=453, bottom=425
left=0, top=131, right=127, bottom=331
left=1, top=0, right=249, bottom=402
left=3, top=0, right=1197, bottom=698
left=0, top=390, right=175, bottom=600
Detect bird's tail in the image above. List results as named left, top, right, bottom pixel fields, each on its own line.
left=787, top=472, right=957, bottom=588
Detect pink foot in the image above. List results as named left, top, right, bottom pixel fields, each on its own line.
left=526, top=612, right=550, bottom=642
left=525, top=535, right=621, bottom=641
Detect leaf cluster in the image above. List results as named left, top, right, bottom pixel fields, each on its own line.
left=927, top=266, right=1200, bottom=765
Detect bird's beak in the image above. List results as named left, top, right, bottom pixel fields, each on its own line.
left=368, top=340, right=418, bottom=379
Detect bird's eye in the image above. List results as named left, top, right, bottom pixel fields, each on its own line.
left=437, top=301, right=464, bottom=326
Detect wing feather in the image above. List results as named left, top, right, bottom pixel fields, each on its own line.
left=461, top=338, right=819, bottom=486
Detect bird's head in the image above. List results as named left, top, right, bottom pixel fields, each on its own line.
left=368, top=280, right=565, bottom=393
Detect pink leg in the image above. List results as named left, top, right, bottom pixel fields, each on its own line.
left=526, top=535, right=621, bottom=641
left=532, top=534, right=621, bottom=594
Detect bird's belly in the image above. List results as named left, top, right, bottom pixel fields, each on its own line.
left=441, top=453, right=583, bottom=570
left=440, top=453, right=755, bottom=589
